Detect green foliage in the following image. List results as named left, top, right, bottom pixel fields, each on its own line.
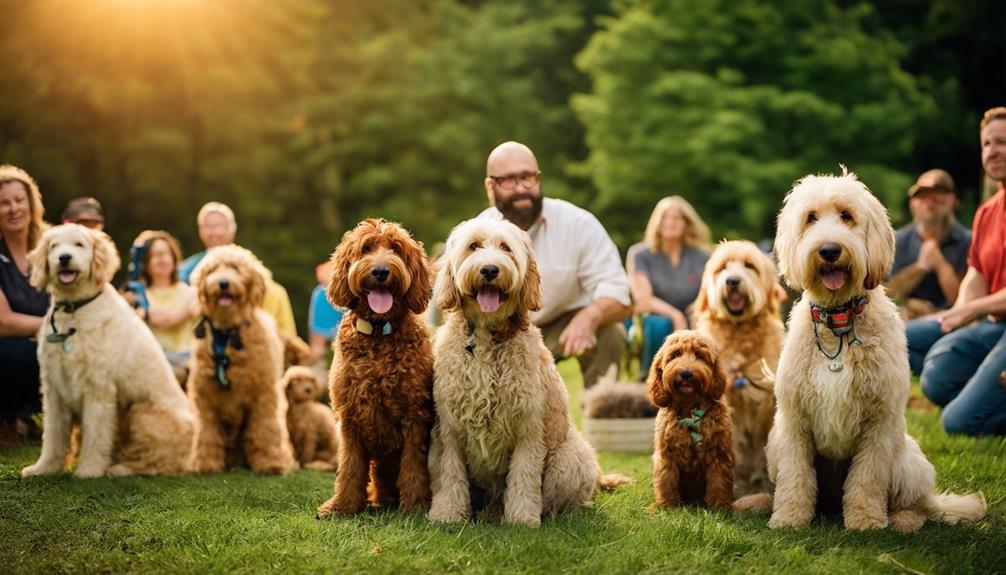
left=573, top=0, right=938, bottom=245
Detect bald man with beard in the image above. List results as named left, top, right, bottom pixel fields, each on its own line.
left=477, top=141, right=631, bottom=388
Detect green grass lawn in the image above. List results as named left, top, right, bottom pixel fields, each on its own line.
left=2, top=361, right=1004, bottom=574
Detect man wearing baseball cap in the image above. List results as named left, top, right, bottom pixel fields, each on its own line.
left=61, top=197, right=105, bottom=230
left=887, top=169, right=971, bottom=319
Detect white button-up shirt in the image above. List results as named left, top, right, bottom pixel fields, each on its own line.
left=479, top=198, right=631, bottom=326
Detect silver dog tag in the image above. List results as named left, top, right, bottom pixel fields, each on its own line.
left=63, top=340, right=73, bottom=353
left=827, top=359, right=843, bottom=372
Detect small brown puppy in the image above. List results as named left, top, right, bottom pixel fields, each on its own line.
left=648, top=330, right=734, bottom=510
left=283, top=366, right=339, bottom=471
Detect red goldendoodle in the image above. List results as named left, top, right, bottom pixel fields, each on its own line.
left=648, top=330, right=734, bottom=510
left=316, top=218, right=435, bottom=517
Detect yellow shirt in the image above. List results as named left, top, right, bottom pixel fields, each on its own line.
left=263, top=279, right=297, bottom=339
left=147, top=283, right=197, bottom=353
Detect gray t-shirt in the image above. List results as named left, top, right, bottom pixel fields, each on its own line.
left=890, top=221, right=971, bottom=309
left=633, top=246, right=709, bottom=312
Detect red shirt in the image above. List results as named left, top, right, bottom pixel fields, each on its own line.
left=968, top=188, right=1006, bottom=318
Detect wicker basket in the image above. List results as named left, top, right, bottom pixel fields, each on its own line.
left=583, top=417, right=656, bottom=453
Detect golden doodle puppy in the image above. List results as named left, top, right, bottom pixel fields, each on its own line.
left=648, top=331, right=733, bottom=510
left=187, top=245, right=296, bottom=475
left=22, top=224, right=193, bottom=478
left=316, top=219, right=434, bottom=518
left=767, top=168, right=986, bottom=531
left=283, top=366, right=339, bottom=471
left=428, top=218, right=631, bottom=527
left=694, top=240, right=784, bottom=486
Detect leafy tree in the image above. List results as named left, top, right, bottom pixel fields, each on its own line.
left=573, top=0, right=938, bottom=246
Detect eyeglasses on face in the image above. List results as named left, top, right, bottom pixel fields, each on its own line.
left=488, top=171, right=541, bottom=190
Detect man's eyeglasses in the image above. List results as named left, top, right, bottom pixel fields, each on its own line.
left=488, top=171, right=541, bottom=190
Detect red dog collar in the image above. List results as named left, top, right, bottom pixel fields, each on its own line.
left=809, top=296, right=868, bottom=337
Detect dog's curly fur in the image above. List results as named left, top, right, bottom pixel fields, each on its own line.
left=582, top=367, right=657, bottom=419
left=315, top=219, right=435, bottom=517
left=22, top=224, right=194, bottom=478
left=766, top=169, right=986, bottom=531
left=648, top=330, right=734, bottom=510
left=428, top=218, right=631, bottom=527
left=694, top=240, right=784, bottom=486
left=187, top=245, right=296, bottom=475
left=283, top=366, right=339, bottom=471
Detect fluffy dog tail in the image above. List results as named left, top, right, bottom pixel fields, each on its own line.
left=931, top=491, right=987, bottom=524
left=597, top=472, right=635, bottom=491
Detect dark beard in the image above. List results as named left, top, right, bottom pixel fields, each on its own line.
left=496, top=192, right=543, bottom=230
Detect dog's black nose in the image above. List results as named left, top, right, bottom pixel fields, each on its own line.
left=480, top=265, right=499, bottom=281
left=818, top=243, right=842, bottom=263
left=218, top=279, right=230, bottom=291
left=371, top=265, right=390, bottom=282
left=725, top=276, right=741, bottom=288
left=58, top=254, right=71, bottom=266
left=679, top=369, right=693, bottom=380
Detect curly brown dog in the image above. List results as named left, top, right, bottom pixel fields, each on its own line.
left=283, top=366, right=339, bottom=471
left=648, top=330, right=733, bottom=510
left=187, top=246, right=296, bottom=475
left=693, top=240, right=785, bottom=487
left=316, top=219, right=434, bottom=517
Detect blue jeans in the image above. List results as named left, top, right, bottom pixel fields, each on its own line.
left=641, top=315, right=675, bottom=375
left=906, top=318, right=946, bottom=375
left=918, top=319, right=1006, bottom=436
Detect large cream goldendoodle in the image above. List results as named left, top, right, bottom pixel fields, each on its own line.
left=767, top=169, right=985, bottom=531
left=22, top=224, right=194, bottom=478
left=694, top=240, right=784, bottom=486
left=428, top=218, right=630, bottom=527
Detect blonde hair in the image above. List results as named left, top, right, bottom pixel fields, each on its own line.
left=980, top=107, right=1006, bottom=133
left=643, top=196, right=711, bottom=254
left=0, top=164, right=47, bottom=250
left=197, top=201, right=237, bottom=234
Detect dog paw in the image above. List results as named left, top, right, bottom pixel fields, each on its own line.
left=503, top=512, right=541, bottom=528
left=768, top=511, right=813, bottom=529
left=21, top=460, right=62, bottom=478
left=844, top=511, right=888, bottom=531
left=191, top=460, right=225, bottom=475
left=316, top=498, right=364, bottom=519
left=74, top=464, right=109, bottom=479
left=888, top=510, right=926, bottom=533
left=106, top=464, right=135, bottom=478
left=428, top=504, right=469, bottom=524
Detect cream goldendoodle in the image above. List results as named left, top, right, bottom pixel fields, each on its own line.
left=22, top=224, right=194, bottom=478
left=693, top=240, right=784, bottom=486
left=428, top=218, right=630, bottom=527
left=767, top=169, right=985, bottom=531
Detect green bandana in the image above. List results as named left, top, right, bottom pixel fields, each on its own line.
left=677, top=409, right=706, bottom=444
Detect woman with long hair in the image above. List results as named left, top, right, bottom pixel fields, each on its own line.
left=631, top=196, right=712, bottom=376
left=0, top=165, right=49, bottom=443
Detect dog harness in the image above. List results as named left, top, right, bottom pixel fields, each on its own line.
left=809, top=295, right=868, bottom=372
left=194, top=316, right=244, bottom=389
left=45, top=291, right=104, bottom=352
left=677, top=408, right=706, bottom=444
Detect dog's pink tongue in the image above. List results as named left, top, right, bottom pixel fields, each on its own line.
left=822, top=269, right=846, bottom=291
left=727, top=292, right=746, bottom=312
left=367, top=288, right=393, bottom=314
left=477, top=286, right=501, bottom=313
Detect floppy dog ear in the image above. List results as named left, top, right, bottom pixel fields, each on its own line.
left=773, top=196, right=803, bottom=292
left=759, top=256, right=784, bottom=316
left=89, top=229, right=121, bottom=285
left=247, top=260, right=268, bottom=308
left=402, top=238, right=432, bottom=315
left=520, top=251, right=543, bottom=312
left=709, top=354, right=729, bottom=400
left=646, top=345, right=670, bottom=408
left=327, top=230, right=358, bottom=310
left=27, top=231, right=51, bottom=290
left=433, top=249, right=461, bottom=312
left=860, top=193, right=895, bottom=291
left=693, top=267, right=713, bottom=320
